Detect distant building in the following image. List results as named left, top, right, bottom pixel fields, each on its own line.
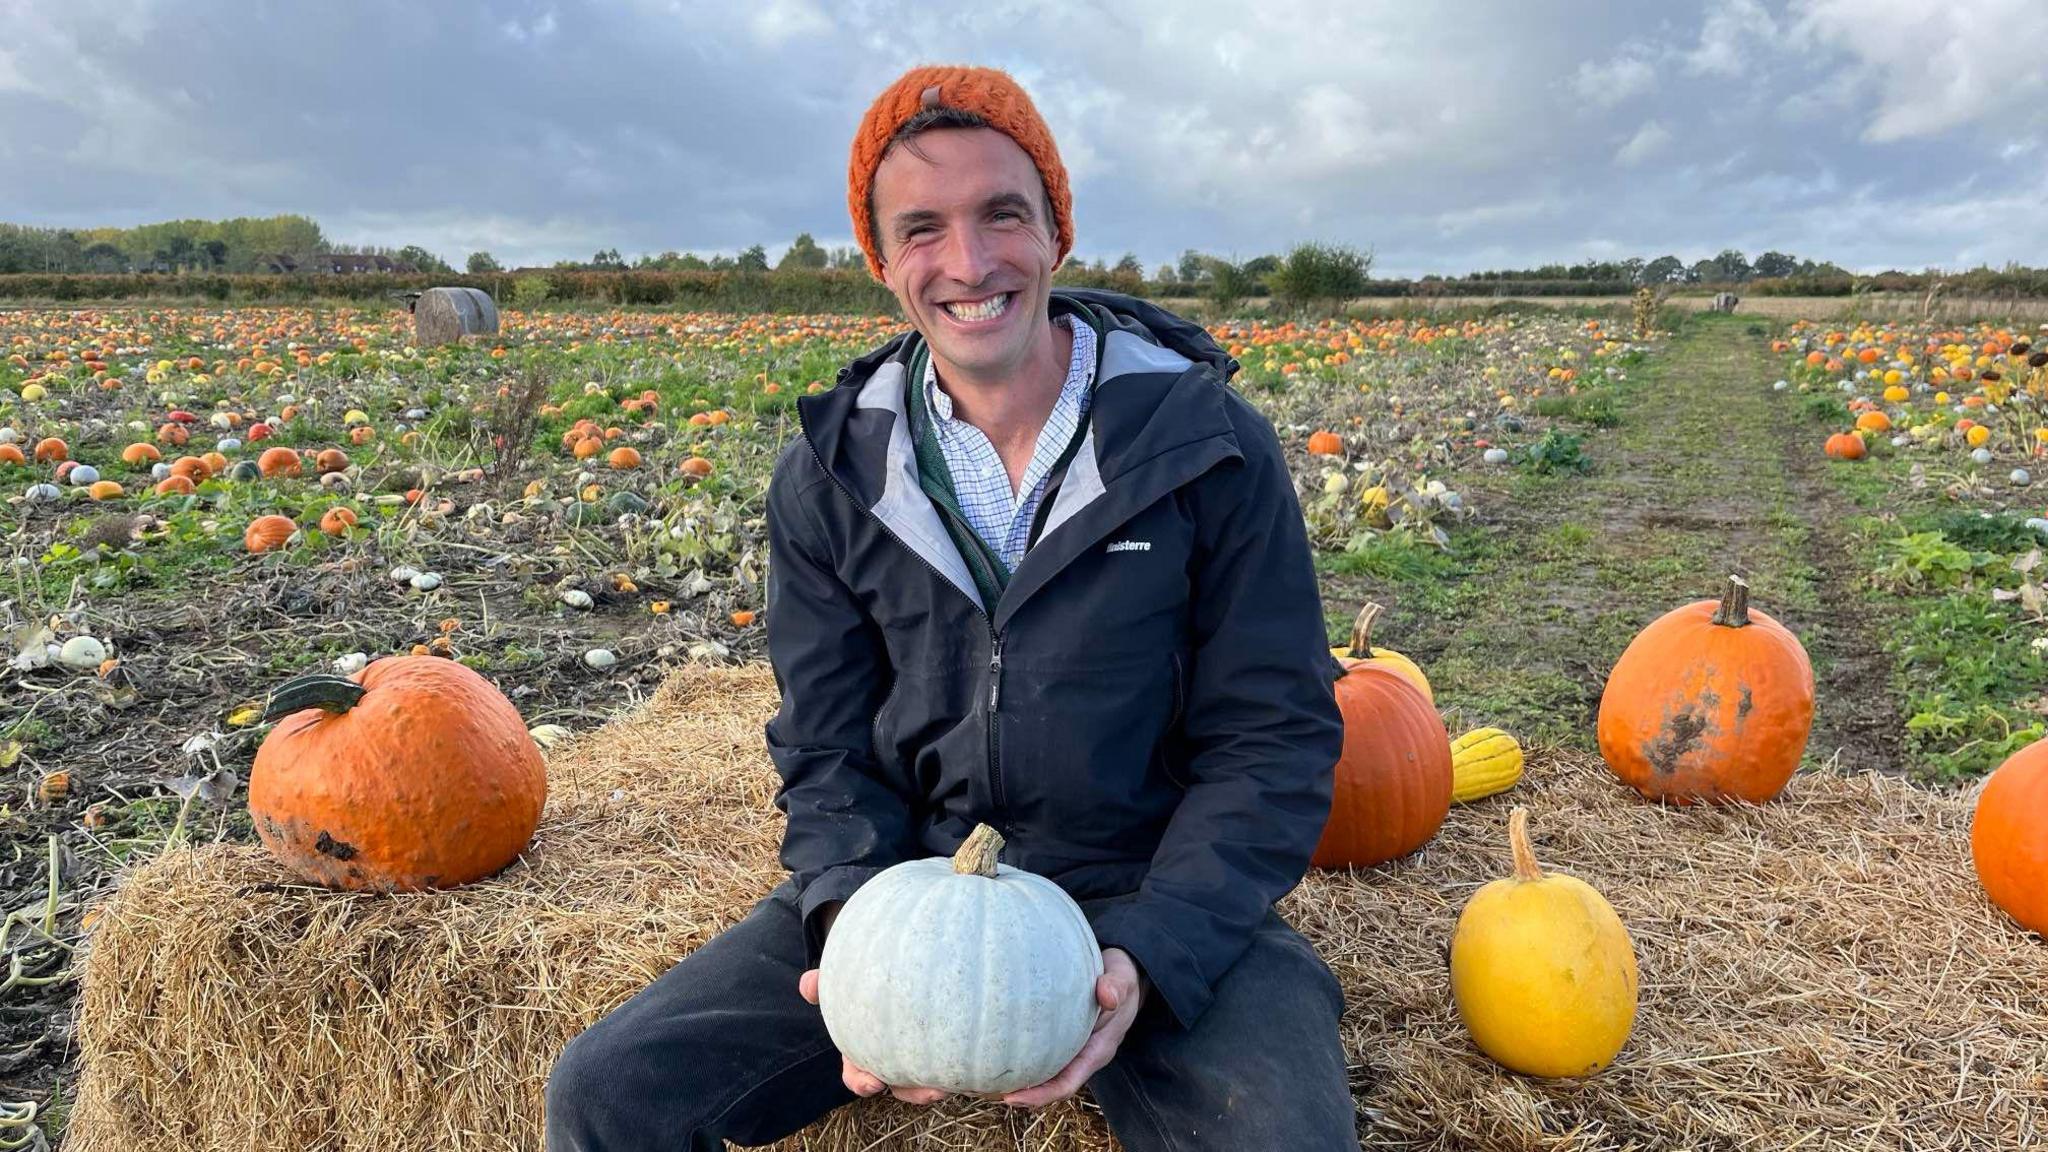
left=259, top=252, right=419, bottom=275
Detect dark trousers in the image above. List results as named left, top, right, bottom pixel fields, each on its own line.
left=544, top=878, right=1360, bottom=1151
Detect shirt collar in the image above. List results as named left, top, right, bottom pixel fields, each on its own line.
left=925, top=312, right=1096, bottom=425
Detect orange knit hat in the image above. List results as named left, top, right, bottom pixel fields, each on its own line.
left=847, top=65, right=1073, bottom=281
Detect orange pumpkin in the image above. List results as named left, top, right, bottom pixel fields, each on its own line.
left=258, top=446, right=303, bottom=478
left=121, top=442, right=162, bottom=466
left=244, top=514, right=298, bottom=553
left=1823, top=432, right=1866, bottom=460
left=319, top=506, right=358, bottom=535
left=153, top=475, right=197, bottom=496
left=156, top=422, right=189, bottom=446
left=1971, top=738, right=2048, bottom=936
left=606, top=446, right=643, bottom=470
left=1597, top=575, right=1813, bottom=805
left=571, top=436, right=602, bottom=460
left=679, top=456, right=714, bottom=478
left=314, top=448, right=351, bottom=474
left=350, top=425, right=376, bottom=446
left=87, top=480, right=124, bottom=500
left=1306, top=430, right=1344, bottom=456
left=170, top=455, right=211, bottom=481
left=248, top=657, right=547, bottom=890
left=0, top=444, right=24, bottom=467
left=201, top=450, right=229, bottom=475
left=1854, top=411, right=1891, bottom=433
left=1312, top=661, right=1453, bottom=869
left=33, top=437, right=67, bottom=463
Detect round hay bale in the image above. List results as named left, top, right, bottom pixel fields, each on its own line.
left=65, top=665, right=2048, bottom=1152
left=414, top=287, right=499, bottom=348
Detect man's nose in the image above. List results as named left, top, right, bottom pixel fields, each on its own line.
left=938, top=221, right=998, bottom=288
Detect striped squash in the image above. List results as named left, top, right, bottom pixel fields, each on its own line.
left=1450, top=727, right=1523, bottom=804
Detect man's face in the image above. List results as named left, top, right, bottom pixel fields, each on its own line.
left=871, top=127, right=1059, bottom=381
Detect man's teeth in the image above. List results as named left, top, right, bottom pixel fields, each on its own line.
left=944, top=294, right=1010, bottom=322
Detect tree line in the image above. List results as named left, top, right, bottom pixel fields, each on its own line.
left=8, top=216, right=2048, bottom=308
left=0, top=216, right=459, bottom=276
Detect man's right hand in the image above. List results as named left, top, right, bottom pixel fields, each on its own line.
left=797, top=968, right=949, bottom=1106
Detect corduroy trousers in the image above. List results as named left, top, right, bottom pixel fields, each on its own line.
left=543, top=877, right=1359, bottom=1151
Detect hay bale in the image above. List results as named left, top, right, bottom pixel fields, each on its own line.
left=67, top=665, right=2048, bottom=1151
left=413, top=286, right=499, bottom=347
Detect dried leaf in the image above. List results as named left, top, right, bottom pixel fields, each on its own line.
left=226, top=705, right=264, bottom=727
left=528, top=723, right=573, bottom=749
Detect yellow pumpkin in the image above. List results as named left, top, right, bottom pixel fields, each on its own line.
left=1451, top=807, right=1637, bottom=1078
left=1330, top=602, right=1432, bottom=704
left=1450, top=727, right=1523, bottom=803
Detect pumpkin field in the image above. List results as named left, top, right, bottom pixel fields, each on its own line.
left=3, top=298, right=2047, bottom=1148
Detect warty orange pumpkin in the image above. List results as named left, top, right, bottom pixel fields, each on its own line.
left=249, top=656, right=547, bottom=891
left=1312, top=661, right=1452, bottom=869
left=1596, top=575, right=1813, bottom=805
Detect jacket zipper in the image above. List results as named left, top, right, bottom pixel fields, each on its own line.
left=799, top=431, right=1009, bottom=828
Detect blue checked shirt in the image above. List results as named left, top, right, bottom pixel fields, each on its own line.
left=923, top=315, right=1097, bottom=572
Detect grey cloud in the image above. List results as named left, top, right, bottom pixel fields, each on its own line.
left=0, top=0, right=2042, bottom=276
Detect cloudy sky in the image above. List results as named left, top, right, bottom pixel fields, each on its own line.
left=2, top=0, right=2044, bottom=276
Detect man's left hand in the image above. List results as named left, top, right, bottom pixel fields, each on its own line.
left=1000, top=947, right=1144, bottom=1109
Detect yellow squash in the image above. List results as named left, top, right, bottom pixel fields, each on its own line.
left=1450, top=807, right=1637, bottom=1078
left=1450, top=727, right=1524, bottom=803
left=1330, top=602, right=1432, bottom=704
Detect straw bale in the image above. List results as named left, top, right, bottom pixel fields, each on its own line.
left=68, top=664, right=2048, bottom=1151
left=414, top=286, right=500, bottom=348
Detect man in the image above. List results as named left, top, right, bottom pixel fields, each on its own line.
left=545, top=64, right=1354, bottom=1151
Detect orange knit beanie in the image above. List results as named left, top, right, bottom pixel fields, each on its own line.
left=847, top=65, right=1073, bottom=281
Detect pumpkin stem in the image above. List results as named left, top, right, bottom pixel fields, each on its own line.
left=1709, top=574, right=1752, bottom=628
left=952, top=823, right=1004, bottom=878
left=1347, top=602, right=1385, bottom=659
left=1508, top=807, right=1544, bottom=883
left=260, top=672, right=368, bottom=723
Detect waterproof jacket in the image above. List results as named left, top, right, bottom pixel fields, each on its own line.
left=763, top=288, right=1344, bottom=1030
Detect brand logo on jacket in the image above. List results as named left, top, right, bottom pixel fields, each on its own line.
left=1105, top=539, right=1152, bottom=553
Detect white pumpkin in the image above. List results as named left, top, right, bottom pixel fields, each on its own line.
left=818, top=824, right=1102, bottom=1095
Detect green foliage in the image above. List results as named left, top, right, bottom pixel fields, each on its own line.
left=1321, top=531, right=1462, bottom=584
left=1531, top=392, right=1621, bottom=428
left=1205, top=258, right=1257, bottom=313
left=1798, top=393, right=1851, bottom=423
left=1915, top=509, right=2045, bottom=554
left=1890, top=593, right=2047, bottom=779
left=1267, top=242, right=1372, bottom=314
left=1871, top=532, right=1987, bottom=592
left=1518, top=429, right=1591, bottom=474
left=510, top=275, right=554, bottom=309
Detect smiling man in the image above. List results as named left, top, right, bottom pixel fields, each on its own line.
left=544, top=65, right=1355, bottom=1152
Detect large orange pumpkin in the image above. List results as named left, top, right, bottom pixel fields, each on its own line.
left=244, top=514, right=298, bottom=553
left=1597, top=575, right=1813, bottom=805
left=1971, top=738, right=2048, bottom=936
left=1312, top=661, right=1453, bottom=869
left=249, top=656, right=547, bottom=891
left=259, top=446, right=303, bottom=478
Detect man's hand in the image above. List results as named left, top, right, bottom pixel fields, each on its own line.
left=1000, top=946, right=1145, bottom=1109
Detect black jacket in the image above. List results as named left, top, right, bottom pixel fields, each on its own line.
left=763, top=288, right=1344, bottom=1029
